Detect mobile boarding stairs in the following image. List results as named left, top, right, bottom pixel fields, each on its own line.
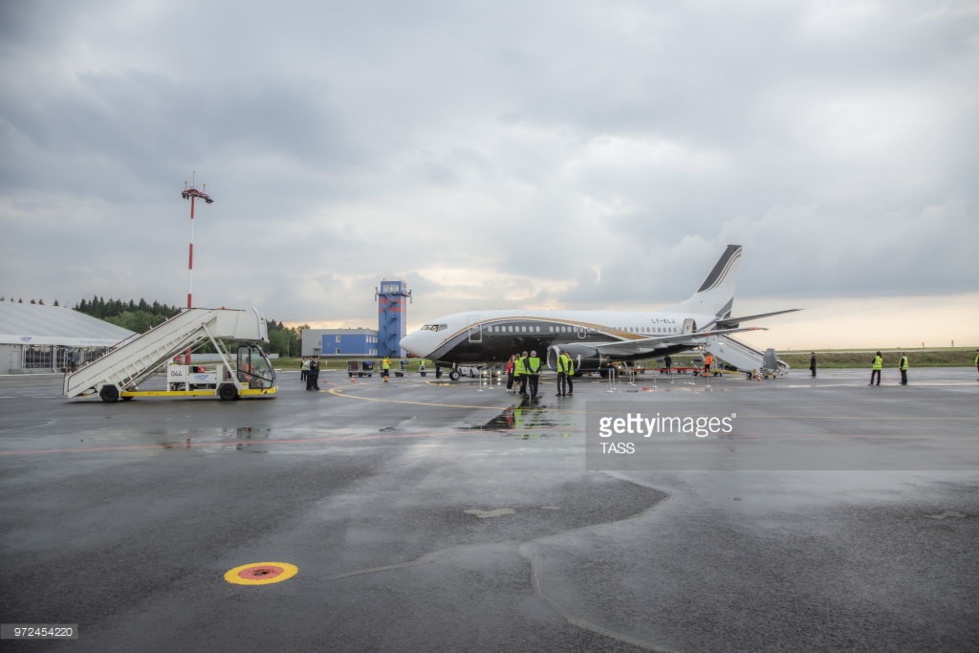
left=64, top=308, right=277, bottom=402
left=704, top=334, right=789, bottom=379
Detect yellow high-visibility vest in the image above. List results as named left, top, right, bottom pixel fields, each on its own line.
left=514, top=357, right=526, bottom=376
left=873, top=355, right=883, bottom=370
left=528, top=356, right=541, bottom=374
left=560, top=353, right=574, bottom=375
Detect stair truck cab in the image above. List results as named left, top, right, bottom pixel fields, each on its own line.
left=63, top=308, right=278, bottom=402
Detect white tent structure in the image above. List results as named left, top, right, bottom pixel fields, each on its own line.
left=0, top=302, right=134, bottom=373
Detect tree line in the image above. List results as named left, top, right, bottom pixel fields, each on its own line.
left=71, top=296, right=304, bottom=357
left=1, top=297, right=61, bottom=305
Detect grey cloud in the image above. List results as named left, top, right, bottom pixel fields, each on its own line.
left=2, top=0, right=977, bottom=328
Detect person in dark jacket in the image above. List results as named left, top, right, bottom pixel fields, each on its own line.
left=306, top=357, right=320, bottom=391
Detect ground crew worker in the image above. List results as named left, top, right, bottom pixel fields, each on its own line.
left=382, top=357, right=391, bottom=382
left=505, top=355, right=515, bottom=392
left=306, top=356, right=320, bottom=391
left=557, top=350, right=576, bottom=396
left=556, top=350, right=569, bottom=396
left=898, top=353, right=909, bottom=386
left=514, top=351, right=529, bottom=396
left=974, top=349, right=979, bottom=380
left=527, top=350, right=542, bottom=398
left=809, top=352, right=817, bottom=378
left=870, top=351, right=883, bottom=386
left=565, top=353, right=574, bottom=396
left=703, top=353, right=714, bottom=376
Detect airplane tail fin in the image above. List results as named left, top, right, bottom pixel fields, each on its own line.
left=682, top=244, right=741, bottom=319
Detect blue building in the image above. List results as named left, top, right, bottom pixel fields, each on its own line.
left=300, top=328, right=378, bottom=357
left=376, top=280, right=410, bottom=357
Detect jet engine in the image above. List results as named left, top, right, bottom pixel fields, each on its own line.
left=546, top=343, right=603, bottom=373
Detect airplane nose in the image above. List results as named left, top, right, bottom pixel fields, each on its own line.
left=400, top=331, right=425, bottom=357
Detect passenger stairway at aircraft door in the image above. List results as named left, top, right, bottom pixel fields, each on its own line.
left=704, top=334, right=788, bottom=378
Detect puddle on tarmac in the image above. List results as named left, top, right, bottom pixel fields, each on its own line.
left=154, top=426, right=271, bottom=453
left=474, top=404, right=574, bottom=440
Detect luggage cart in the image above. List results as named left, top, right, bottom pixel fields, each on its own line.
left=347, top=360, right=375, bottom=378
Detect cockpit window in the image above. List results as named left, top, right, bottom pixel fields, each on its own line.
left=421, top=324, right=448, bottom=332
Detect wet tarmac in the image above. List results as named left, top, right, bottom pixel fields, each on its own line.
left=1, top=368, right=977, bottom=652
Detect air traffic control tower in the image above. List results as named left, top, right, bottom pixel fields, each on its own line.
left=376, top=280, right=411, bottom=358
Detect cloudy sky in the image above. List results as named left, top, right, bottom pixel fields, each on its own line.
left=2, top=0, right=977, bottom=349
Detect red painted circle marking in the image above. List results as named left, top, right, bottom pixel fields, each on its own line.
left=224, top=561, right=298, bottom=585
left=238, top=565, right=284, bottom=580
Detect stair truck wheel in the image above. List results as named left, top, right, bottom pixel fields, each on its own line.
left=218, top=383, right=239, bottom=401
left=99, top=385, right=120, bottom=403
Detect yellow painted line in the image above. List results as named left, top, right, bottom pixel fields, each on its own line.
left=224, top=562, right=298, bottom=586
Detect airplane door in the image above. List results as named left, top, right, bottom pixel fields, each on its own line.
left=467, top=315, right=482, bottom=343
left=682, top=318, right=697, bottom=334
left=576, top=326, right=586, bottom=339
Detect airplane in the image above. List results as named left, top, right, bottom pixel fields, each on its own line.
left=399, top=244, right=799, bottom=380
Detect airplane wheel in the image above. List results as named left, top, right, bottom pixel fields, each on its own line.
left=449, top=369, right=461, bottom=381
left=218, top=383, right=239, bottom=401
left=99, top=385, right=120, bottom=403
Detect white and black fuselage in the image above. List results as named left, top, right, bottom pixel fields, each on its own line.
left=399, top=245, right=798, bottom=375
left=405, top=309, right=716, bottom=372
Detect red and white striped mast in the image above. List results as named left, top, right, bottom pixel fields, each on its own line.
left=181, top=175, right=214, bottom=310
left=180, top=176, right=213, bottom=364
